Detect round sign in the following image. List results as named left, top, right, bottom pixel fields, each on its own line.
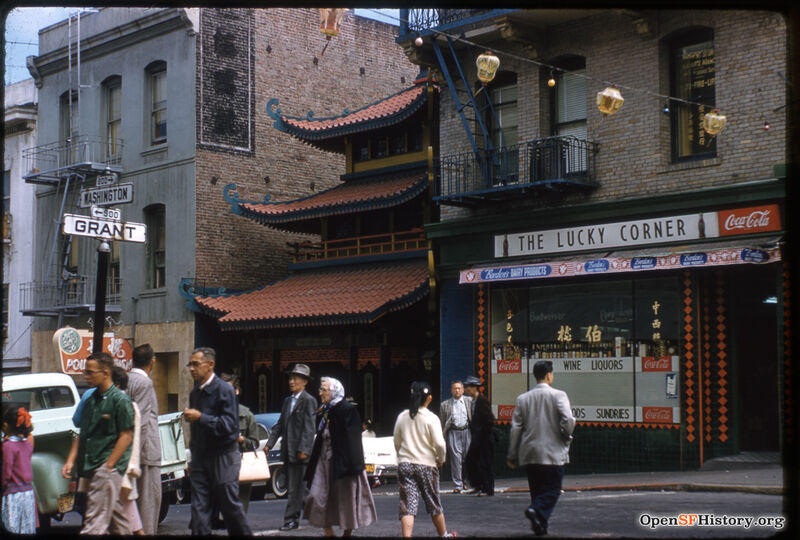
left=59, top=328, right=82, bottom=354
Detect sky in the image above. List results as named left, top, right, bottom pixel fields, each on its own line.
left=3, top=7, right=399, bottom=86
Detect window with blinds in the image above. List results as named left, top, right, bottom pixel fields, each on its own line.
left=554, top=68, right=588, bottom=173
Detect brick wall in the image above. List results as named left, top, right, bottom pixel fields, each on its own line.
left=195, top=8, right=419, bottom=288
left=437, top=10, right=787, bottom=222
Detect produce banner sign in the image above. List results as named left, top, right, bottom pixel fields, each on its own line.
left=53, top=327, right=133, bottom=374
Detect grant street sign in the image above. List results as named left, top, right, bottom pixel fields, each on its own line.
left=63, top=213, right=146, bottom=243
left=79, top=182, right=134, bottom=208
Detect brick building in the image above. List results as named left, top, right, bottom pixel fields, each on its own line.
left=398, top=9, right=789, bottom=472
left=23, top=8, right=417, bottom=412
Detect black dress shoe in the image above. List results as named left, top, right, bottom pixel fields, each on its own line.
left=525, top=507, right=547, bottom=536
left=279, top=521, right=299, bottom=531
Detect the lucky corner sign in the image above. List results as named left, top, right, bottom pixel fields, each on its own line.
left=53, top=327, right=134, bottom=374
left=460, top=204, right=782, bottom=284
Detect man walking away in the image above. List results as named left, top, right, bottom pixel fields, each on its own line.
left=463, top=376, right=496, bottom=496
left=439, top=381, right=473, bottom=493
left=183, top=347, right=252, bottom=536
left=507, top=360, right=575, bottom=536
left=61, top=352, right=134, bottom=535
left=126, top=343, right=162, bottom=535
left=264, top=363, right=317, bottom=531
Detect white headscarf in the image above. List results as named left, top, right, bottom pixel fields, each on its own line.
left=321, top=376, right=345, bottom=407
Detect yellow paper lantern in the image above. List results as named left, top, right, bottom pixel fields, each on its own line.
left=596, top=85, right=624, bottom=116
left=319, top=8, right=346, bottom=38
left=703, top=109, right=727, bottom=135
left=476, top=51, right=500, bottom=84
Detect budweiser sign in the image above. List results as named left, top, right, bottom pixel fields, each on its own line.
left=642, top=407, right=673, bottom=423
left=497, top=405, right=515, bottom=420
left=717, top=205, right=781, bottom=237
left=497, top=358, right=522, bottom=373
left=641, top=356, right=672, bottom=372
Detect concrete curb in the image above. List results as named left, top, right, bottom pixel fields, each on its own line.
left=500, top=484, right=783, bottom=495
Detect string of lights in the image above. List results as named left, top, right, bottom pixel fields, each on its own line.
left=361, top=8, right=724, bottom=113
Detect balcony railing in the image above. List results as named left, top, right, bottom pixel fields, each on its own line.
left=289, top=229, right=427, bottom=263
left=19, top=275, right=123, bottom=316
left=399, top=9, right=518, bottom=38
left=434, top=136, right=598, bottom=205
left=23, top=135, right=123, bottom=185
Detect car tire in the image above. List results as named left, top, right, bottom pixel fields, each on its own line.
left=270, top=465, right=287, bottom=499
left=158, top=493, right=170, bottom=523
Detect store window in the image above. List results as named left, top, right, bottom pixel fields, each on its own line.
left=668, top=28, right=716, bottom=161
left=147, top=62, right=167, bottom=145
left=145, top=204, right=166, bottom=289
left=103, top=76, right=122, bottom=159
left=490, top=277, right=679, bottom=424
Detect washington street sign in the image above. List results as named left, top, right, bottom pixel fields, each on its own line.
left=79, top=183, right=134, bottom=208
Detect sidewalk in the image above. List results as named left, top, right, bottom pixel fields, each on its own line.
left=439, top=454, right=785, bottom=496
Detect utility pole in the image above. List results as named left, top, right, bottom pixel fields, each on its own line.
left=92, top=240, right=110, bottom=354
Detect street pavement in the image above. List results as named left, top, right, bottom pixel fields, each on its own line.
left=47, top=461, right=788, bottom=537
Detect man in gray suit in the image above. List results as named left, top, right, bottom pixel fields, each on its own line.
left=507, top=360, right=575, bottom=536
left=439, top=380, right=473, bottom=492
left=126, top=343, right=162, bottom=535
left=265, top=363, right=317, bottom=531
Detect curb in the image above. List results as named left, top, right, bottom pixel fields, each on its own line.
left=500, top=484, right=783, bottom=495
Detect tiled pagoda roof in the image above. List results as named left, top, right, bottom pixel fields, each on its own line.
left=195, top=260, right=430, bottom=330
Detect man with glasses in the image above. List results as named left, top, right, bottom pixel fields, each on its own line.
left=183, top=347, right=252, bottom=535
left=61, top=352, right=135, bottom=534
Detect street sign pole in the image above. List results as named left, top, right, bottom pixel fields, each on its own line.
left=92, top=240, right=111, bottom=355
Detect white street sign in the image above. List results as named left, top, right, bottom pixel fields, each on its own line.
left=63, top=214, right=146, bottom=243
left=90, top=206, right=121, bottom=221
left=79, top=183, right=134, bottom=208
left=96, top=174, right=118, bottom=187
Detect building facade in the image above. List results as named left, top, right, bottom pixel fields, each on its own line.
left=23, top=7, right=417, bottom=413
left=398, top=9, right=789, bottom=472
left=3, top=78, right=38, bottom=372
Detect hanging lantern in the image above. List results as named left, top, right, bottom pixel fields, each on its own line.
left=319, top=8, right=346, bottom=39
left=703, top=109, right=727, bottom=135
left=476, top=51, right=500, bottom=84
left=596, top=85, right=624, bottom=116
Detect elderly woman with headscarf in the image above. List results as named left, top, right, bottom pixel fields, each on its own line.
left=303, top=377, right=377, bottom=537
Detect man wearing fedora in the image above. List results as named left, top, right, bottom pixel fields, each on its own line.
left=463, top=376, right=496, bottom=496
left=265, top=363, right=317, bottom=531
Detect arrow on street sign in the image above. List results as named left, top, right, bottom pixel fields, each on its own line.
left=63, top=213, right=146, bottom=243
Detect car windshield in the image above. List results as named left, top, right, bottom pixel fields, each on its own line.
left=2, top=386, right=76, bottom=411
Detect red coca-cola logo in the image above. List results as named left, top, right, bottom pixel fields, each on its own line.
left=717, top=205, right=781, bottom=237
left=642, top=407, right=673, bottom=423
left=497, top=359, right=522, bottom=373
left=497, top=405, right=515, bottom=420
left=642, top=356, right=671, bottom=372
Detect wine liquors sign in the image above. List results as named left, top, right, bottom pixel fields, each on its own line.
left=494, top=205, right=780, bottom=258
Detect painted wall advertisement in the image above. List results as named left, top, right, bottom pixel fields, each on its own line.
left=53, top=327, right=134, bottom=374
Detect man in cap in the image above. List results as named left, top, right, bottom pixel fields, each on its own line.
left=463, top=376, right=496, bottom=496
left=265, top=363, right=317, bottom=531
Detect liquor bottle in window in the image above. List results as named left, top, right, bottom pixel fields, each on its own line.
left=698, top=213, right=706, bottom=238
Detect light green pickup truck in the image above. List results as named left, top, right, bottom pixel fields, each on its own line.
left=1, top=372, right=188, bottom=527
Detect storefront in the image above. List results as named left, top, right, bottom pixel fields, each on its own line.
left=431, top=179, right=787, bottom=472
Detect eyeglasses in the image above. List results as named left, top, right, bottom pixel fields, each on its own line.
left=185, top=361, right=209, bottom=368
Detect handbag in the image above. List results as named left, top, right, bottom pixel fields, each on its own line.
left=239, top=449, right=271, bottom=483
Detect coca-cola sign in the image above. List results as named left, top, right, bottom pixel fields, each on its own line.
left=641, top=356, right=672, bottom=372
left=497, top=358, right=522, bottom=373
left=717, top=205, right=781, bottom=237
left=642, top=407, right=673, bottom=423
left=497, top=405, right=515, bottom=420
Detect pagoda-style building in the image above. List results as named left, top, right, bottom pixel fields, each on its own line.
left=187, top=72, right=439, bottom=432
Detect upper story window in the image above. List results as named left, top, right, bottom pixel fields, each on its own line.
left=487, top=71, right=518, bottom=150
left=2, top=283, right=8, bottom=342
left=147, top=62, right=167, bottom=145
left=59, top=90, right=79, bottom=143
left=103, top=76, right=122, bottom=159
left=668, top=28, right=716, bottom=161
left=551, top=57, right=587, bottom=141
left=108, top=240, right=121, bottom=301
left=3, top=170, right=9, bottom=214
left=352, top=123, right=425, bottom=163
left=144, top=204, right=166, bottom=289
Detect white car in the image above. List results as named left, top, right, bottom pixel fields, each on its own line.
left=362, top=435, right=398, bottom=484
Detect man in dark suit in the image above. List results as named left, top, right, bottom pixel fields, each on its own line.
left=183, top=347, right=251, bottom=536
left=463, top=375, right=496, bottom=496
left=126, top=343, right=161, bottom=535
left=265, top=363, right=317, bottom=531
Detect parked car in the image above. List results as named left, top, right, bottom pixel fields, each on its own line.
left=253, top=412, right=287, bottom=498
left=1, top=373, right=189, bottom=526
left=361, top=434, right=398, bottom=486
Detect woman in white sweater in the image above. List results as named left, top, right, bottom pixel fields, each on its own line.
left=393, top=381, right=453, bottom=538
